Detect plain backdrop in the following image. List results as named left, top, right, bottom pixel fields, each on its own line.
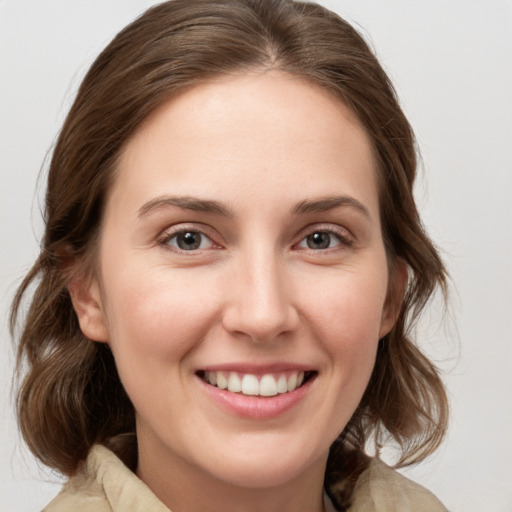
left=1, top=1, right=511, bottom=511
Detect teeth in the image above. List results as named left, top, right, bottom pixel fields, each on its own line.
left=277, top=375, right=288, bottom=394
left=241, top=374, right=259, bottom=395
left=217, top=372, right=228, bottom=390
left=259, top=374, right=278, bottom=396
left=227, top=372, right=242, bottom=393
left=202, top=371, right=308, bottom=397
left=287, top=372, right=297, bottom=392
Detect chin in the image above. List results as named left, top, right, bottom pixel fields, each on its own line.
left=200, top=438, right=329, bottom=489
left=209, top=459, right=314, bottom=489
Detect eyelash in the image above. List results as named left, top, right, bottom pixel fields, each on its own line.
left=157, top=224, right=354, bottom=254
left=295, top=225, right=354, bottom=252
left=158, top=225, right=220, bottom=253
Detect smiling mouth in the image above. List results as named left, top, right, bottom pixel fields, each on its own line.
left=196, top=370, right=316, bottom=397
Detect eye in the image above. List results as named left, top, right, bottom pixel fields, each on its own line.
left=296, top=229, right=352, bottom=251
left=163, top=230, right=214, bottom=251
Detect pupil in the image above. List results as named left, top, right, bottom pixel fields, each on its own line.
left=178, top=232, right=200, bottom=250
left=308, top=232, right=330, bottom=249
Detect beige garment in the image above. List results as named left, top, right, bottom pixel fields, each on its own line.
left=347, top=459, right=447, bottom=512
left=44, top=444, right=447, bottom=512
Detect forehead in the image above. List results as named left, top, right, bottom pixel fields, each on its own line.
left=110, top=71, right=379, bottom=218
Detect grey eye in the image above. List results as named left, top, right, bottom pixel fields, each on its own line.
left=298, top=231, right=342, bottom=250
left=167, top=231, right=213, bottom=251
left=306, top=232, right=332, bottom=249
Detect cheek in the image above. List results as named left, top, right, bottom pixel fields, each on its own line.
left=306, top=268, right=387, bottom=338
left=101, top=265, right=220, bottom=371
left=302, top=267, right=387, bottom=377
left=100, top=266, right=224, bottom=424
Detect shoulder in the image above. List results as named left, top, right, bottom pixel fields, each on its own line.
left=43, top=444, right=169, bottom=512
left=347, top=457, right=447, bottom=512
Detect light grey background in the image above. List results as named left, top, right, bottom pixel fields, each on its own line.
left=1, top=1, right=511, bottom=511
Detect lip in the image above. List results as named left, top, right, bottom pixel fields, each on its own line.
left=200, top=362, right=314, bottom=374
left=196, top=365, right=316, bottom=420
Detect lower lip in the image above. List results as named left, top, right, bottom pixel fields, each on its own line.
left=198, top=376, right=314, bottom=419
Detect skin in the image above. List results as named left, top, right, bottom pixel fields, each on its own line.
left=71, top=70, right=403, bottom=512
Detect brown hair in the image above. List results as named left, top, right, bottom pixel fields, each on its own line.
left=11, top=0, right=448, bottom=506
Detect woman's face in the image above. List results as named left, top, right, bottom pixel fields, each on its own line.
left=75, top=71, right=400, bottom=494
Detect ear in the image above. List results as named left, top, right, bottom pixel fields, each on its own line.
left=379, top=258, right=408, bottom=339
left=68, top=274, right=109, bottom=342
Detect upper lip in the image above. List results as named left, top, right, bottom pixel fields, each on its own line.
left=197, top=362, right=316, bottom=374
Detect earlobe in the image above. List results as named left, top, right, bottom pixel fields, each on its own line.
left=379, top=259, right=408, bottom=339
left=68, top=275, right=109, bottom=342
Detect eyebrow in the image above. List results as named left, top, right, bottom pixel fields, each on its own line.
left=137, top=194, right=371, bottom=220
left=138, top=195, right=234, bottom=218
left=292, top=195, right=371, bottom=219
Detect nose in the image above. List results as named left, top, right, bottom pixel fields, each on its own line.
left=221, top=249, right=299, bottom=343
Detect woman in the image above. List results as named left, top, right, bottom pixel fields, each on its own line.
left=11, top=1, right=449, bottom=510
